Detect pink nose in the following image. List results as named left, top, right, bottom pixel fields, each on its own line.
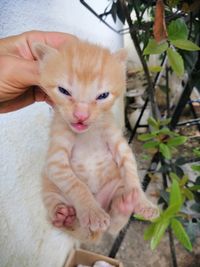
left=73, top=110, right=89, bottom=122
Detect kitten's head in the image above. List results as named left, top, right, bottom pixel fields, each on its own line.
left=32, top=38, right=126, bottom=133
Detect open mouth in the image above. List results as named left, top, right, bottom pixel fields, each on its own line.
left=70, top=122, right=89, bottom=132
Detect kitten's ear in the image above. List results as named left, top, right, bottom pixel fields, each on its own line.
left=31, top=42, right=58, bottom=61
left=113, top=48, right=127, bottom=64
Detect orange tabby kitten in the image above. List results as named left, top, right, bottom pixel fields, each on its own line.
left=32, top=37, right=159, bottom=242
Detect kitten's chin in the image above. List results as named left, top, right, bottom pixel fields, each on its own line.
left=70, top=122, right=89, bottom=133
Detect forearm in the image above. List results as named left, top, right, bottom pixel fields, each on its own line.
left=107, top=127, right=141, bottom=189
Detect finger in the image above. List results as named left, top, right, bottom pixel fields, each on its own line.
left=45, top=96, right=54, bottom=107
left=0, top=31, right=76, bottom=60
left=34, top=87, right=54, bottom=107
left=0, top=87, right=53, bottom=113
left=34, top=86, right=47, bottom=102
left=20, top=31, right=77, bottom=60
left=0, top=55, right=39, bottom=102
left=0, top=88, right=35, bottom=113
left=34, top=87, right=54, bottom=106
left=43, top=31, right=77, bottom=47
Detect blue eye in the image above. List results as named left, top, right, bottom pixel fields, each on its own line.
left=96, top=92, right=109, bottom=100
left=58, top=87, right=71, bottom=96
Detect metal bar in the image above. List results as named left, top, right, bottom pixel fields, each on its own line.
left=170, top=82, right=194, bottom=129
left=128, top=55, right=167, bottom=144
left=128, top=98, right=149, bottom=144
left=109, top=216, right=134, bottom=258
left=176, top=117, right=200, bottom=127
left=188, top=100, right=200, bottom=131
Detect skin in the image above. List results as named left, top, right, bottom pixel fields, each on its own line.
left=0, top=31, right=76, bottom=113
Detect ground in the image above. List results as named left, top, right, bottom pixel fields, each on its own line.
left=82, top=222, right=200, bottom=267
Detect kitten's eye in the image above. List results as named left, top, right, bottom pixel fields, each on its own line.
left=58, top=86, right=71, bottom=96
left=96, top=92, right=109, bottom=100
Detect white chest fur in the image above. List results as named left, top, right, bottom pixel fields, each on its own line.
left=70, top=128, right=119, bottom=193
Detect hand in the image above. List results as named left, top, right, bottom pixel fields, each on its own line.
left=0, top=31, right=76, bottom=113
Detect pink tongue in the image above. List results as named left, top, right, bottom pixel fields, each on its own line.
left=72, top=123, right=88, bottom=131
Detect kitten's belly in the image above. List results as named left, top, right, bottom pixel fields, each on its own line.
left=70, top=137, right=120, bottom=194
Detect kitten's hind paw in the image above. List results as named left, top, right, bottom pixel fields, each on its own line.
left=52, top=204, right=76, bottom=228
left=134, top=202, right=160, bottom=221
left=79, top=205, right=110, bottom=232
left=113, top=189, right=160, bottom=221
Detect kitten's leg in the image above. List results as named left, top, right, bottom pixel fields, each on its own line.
left=96, top=180, right=157, bottom=235
left=96, top=179, right=130, bottom=235
left=43, top=175, right=76, bottom=228
left=47, top=166, right=110, bottom=232
left=106, top=126, right=159, bottom=220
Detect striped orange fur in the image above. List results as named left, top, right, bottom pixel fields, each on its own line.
left=32, top=37, right=159, bottom=242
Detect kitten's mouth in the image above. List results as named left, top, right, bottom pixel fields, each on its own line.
left=70, top=122, right=89, bottom=132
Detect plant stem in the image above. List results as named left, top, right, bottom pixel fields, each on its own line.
left=168, top=227, right=178, bottom=267
left=160, top=154, right=178, bottom=266
left=120, top=0, right=158, bottom=119
left=166, top=66, right=170, bottom=117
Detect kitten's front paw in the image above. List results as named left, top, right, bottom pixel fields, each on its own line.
left=78, top=205, right=110, bottom=232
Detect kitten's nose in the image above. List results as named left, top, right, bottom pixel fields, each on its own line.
left=73, top=111, right=89, bottom=122
left=73, top=104, right=89, bottom=122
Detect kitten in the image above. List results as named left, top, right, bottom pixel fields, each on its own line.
left=32, top=37, right=159, bottom=242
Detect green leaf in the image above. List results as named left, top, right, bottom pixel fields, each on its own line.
left=171, top=218, right=192, bottom=251
left=169, top=172, right=180, bottom=182
left=162, top=204, right=180, bottom=219
left=151, top=220, right=170, bottom=250
left=168, top=0, right=182, bottom=8
left=171, top=39, right=200, bottom=51
left=134, top=214, right=146, bottom=221
left=186, top=220, right=197, bottom=243
left=179, top=175, right=188, bottom=186
left=182, top=188, right=194, bottom=200
left=144, top=223, right=156, bottom=240
left=159, top=143, right=172, bottom=159
left=191, top=165, right=200, bottom=172
left=195, top=176, right=200, bottom=185
left=193, top=148, right=200, bottom=157
left=158, top=127, right=171, bottom=135
left=159, top=118, right=171, bottom=126
left=141, top=154, right=150, bottom=161
left=143, top=39, right=168, bottom=55
left=116, top=0, right=126, bottom=24
left=138, top=133, right=155, bottom=141
left=167, top=136, right=187, bottom=146
left=111, top=2, right=117, bottom=22
left=168, top=19, right=188, bottom=41
left=169, top=179, right=183, bottom=209
left=189, top=185, right=200, bottom=191
left=143, top=141, right=159, bottom=149
left=148, top=117, right=159, bottom=130
left=149, top=65, right=162, bottom=73
left=167, top=47, right=184, bottom=76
